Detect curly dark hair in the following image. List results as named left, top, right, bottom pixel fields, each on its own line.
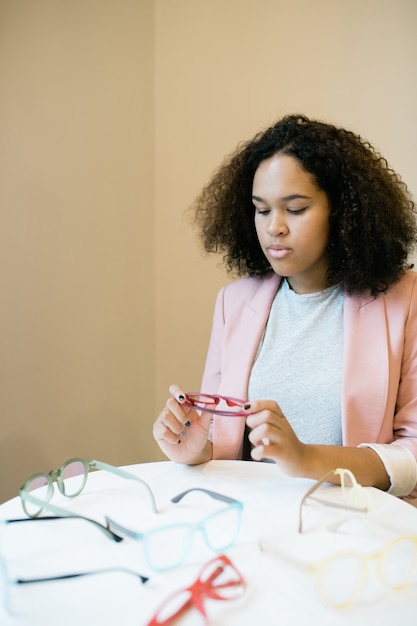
left=191, top=114, right=416, bottom=295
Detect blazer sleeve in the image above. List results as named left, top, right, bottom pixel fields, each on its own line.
left=391, top=274, right=417, bottom=455
left=200, top=285, right=225, bottom=394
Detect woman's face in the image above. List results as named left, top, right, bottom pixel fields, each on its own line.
left=252, top=153, right=331, bottom=294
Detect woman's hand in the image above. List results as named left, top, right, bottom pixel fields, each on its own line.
left=245, top=400, right=308, bottom=476
left=246, top=399, right=391, bottom=489
left=153, top=384, right=213, bottom=464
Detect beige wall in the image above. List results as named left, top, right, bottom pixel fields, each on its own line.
left=1, top=0, right=416, bottom=502
left=0, top=0, right=156, bottom=502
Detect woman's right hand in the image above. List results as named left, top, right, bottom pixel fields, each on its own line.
left=152, top=384, right=213, bottom=464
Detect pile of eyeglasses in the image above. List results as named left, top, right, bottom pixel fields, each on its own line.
left=2, top=400, right=417, bottom=620
left=1, top=453, right=246, bottom=623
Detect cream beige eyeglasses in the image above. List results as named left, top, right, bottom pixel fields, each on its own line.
left=262, top=468, right=417, bottom=609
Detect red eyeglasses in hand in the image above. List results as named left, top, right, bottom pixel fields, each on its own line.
left=182, top=393, right=249, bottom=417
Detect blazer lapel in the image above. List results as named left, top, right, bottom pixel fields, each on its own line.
left=218, top=273, right=281, bottom=399
left=343, top=293, right=389, bottom=444
left=213, top=274, right=281, bottom=459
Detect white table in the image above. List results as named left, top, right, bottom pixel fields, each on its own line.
left=1, top=460, right=417, bottom=625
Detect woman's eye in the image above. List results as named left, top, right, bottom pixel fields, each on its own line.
left=255, top=208, right=270, bottom=215
left=287, top=207, right=308, bottom=214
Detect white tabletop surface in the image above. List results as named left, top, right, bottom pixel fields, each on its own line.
left=1, top=460, right=417, bottom=625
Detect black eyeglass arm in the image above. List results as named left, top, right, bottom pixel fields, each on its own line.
left=170, top=488, right=240, bottom=506
left=4, top=515, right=123, bottom=543
left=15, top=567, right=148, bottom=585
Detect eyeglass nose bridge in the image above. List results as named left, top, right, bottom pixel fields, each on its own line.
left=170, top=515, right=233, bottom=568
left=147, top=515, right=231, bottom=572
left=46, top=468, right=63, bottom=495
left=173, top=520, right=209, bottom=565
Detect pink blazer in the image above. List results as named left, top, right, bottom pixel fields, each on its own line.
left=201, top=271, right=417, bottom=473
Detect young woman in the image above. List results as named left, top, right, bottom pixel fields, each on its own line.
left=153, top=114, right=417, bottom=501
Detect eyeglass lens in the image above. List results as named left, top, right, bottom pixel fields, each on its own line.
left=21, top=477, right=51, bottom=517
left=22, top=460, right=89, bottom=517
left=379, top=537, right=417, bottom=589
left=317, top=537, right=417, bottom=608
left=144, top=506, right=241, bottom=571
left=185, top=394, right=246, bottom=416
left=149, top=587, right=196, bottom=625
left=317, top=553, right=365, bottom=608
left=57, top=459, right=89, bottom=496
left=201, top=507, right=242, bottom=551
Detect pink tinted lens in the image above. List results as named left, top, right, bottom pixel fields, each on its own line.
left=223, top=397, right=245, bottom=408
left=61, top=460, right=86, bottom=479
left=186, top=394, right=218, bottom=406
left=60, top=460, right=88, bottom=496
left=186, top=394, right=246, bottom=415
left=23, top=475, right=50, bottom=517
left=26, top=475, right=49, bottom=493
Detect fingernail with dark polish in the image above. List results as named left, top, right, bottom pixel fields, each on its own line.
left=178, top=430, right=185, bottom=438
left=244, top=403, right=251, bottom=410
left=178, top=394, right=185, bottom=402
left=184, top=420, right=191, bottom=428
left=177, top=439, right=182, bottom=445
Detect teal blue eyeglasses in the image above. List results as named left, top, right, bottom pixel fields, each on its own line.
left=19, top=458, right=158, bottom=521
left=106, top=488, right=243, bottom=572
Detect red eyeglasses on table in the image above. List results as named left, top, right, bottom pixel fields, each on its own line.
left=146, top=554, right=247, bottom=626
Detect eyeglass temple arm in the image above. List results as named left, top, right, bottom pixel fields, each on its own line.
left=325, top=500, right=410, bottom=534
left=301, top=467, right=355, bottom=501
left=298, top=468, right=369, bottom=533
left=4, top=516, right=123, bottom=539
left=105, top=516, right=144, bottom=541
left=170, top=488, right=241, bottom=506
left=91, top=460, right=158, bottom=514
left=308, top=495, right=368, bottom=514
left=298, top=498, right=367, bottom=533
left=18, top=491, right=123, bottom=542
left=260, top=537, right=311, bottom=574
left=14, top=567, right=148, bottom=585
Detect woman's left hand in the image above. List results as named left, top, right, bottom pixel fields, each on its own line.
left=245, top=400, right=307, bottom=476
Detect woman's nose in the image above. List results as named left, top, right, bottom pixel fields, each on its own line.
left=267, top=215, right=289, bottom=236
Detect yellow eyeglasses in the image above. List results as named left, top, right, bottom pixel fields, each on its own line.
left=262, top=534, right=417, bottom=609
left=262, top=468, right=417, bottom=609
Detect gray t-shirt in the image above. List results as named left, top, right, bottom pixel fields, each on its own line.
left=248, top=279, right=344, bottom=445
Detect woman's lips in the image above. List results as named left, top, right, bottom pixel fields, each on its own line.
left=267, top=245, right=291, bottom=259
